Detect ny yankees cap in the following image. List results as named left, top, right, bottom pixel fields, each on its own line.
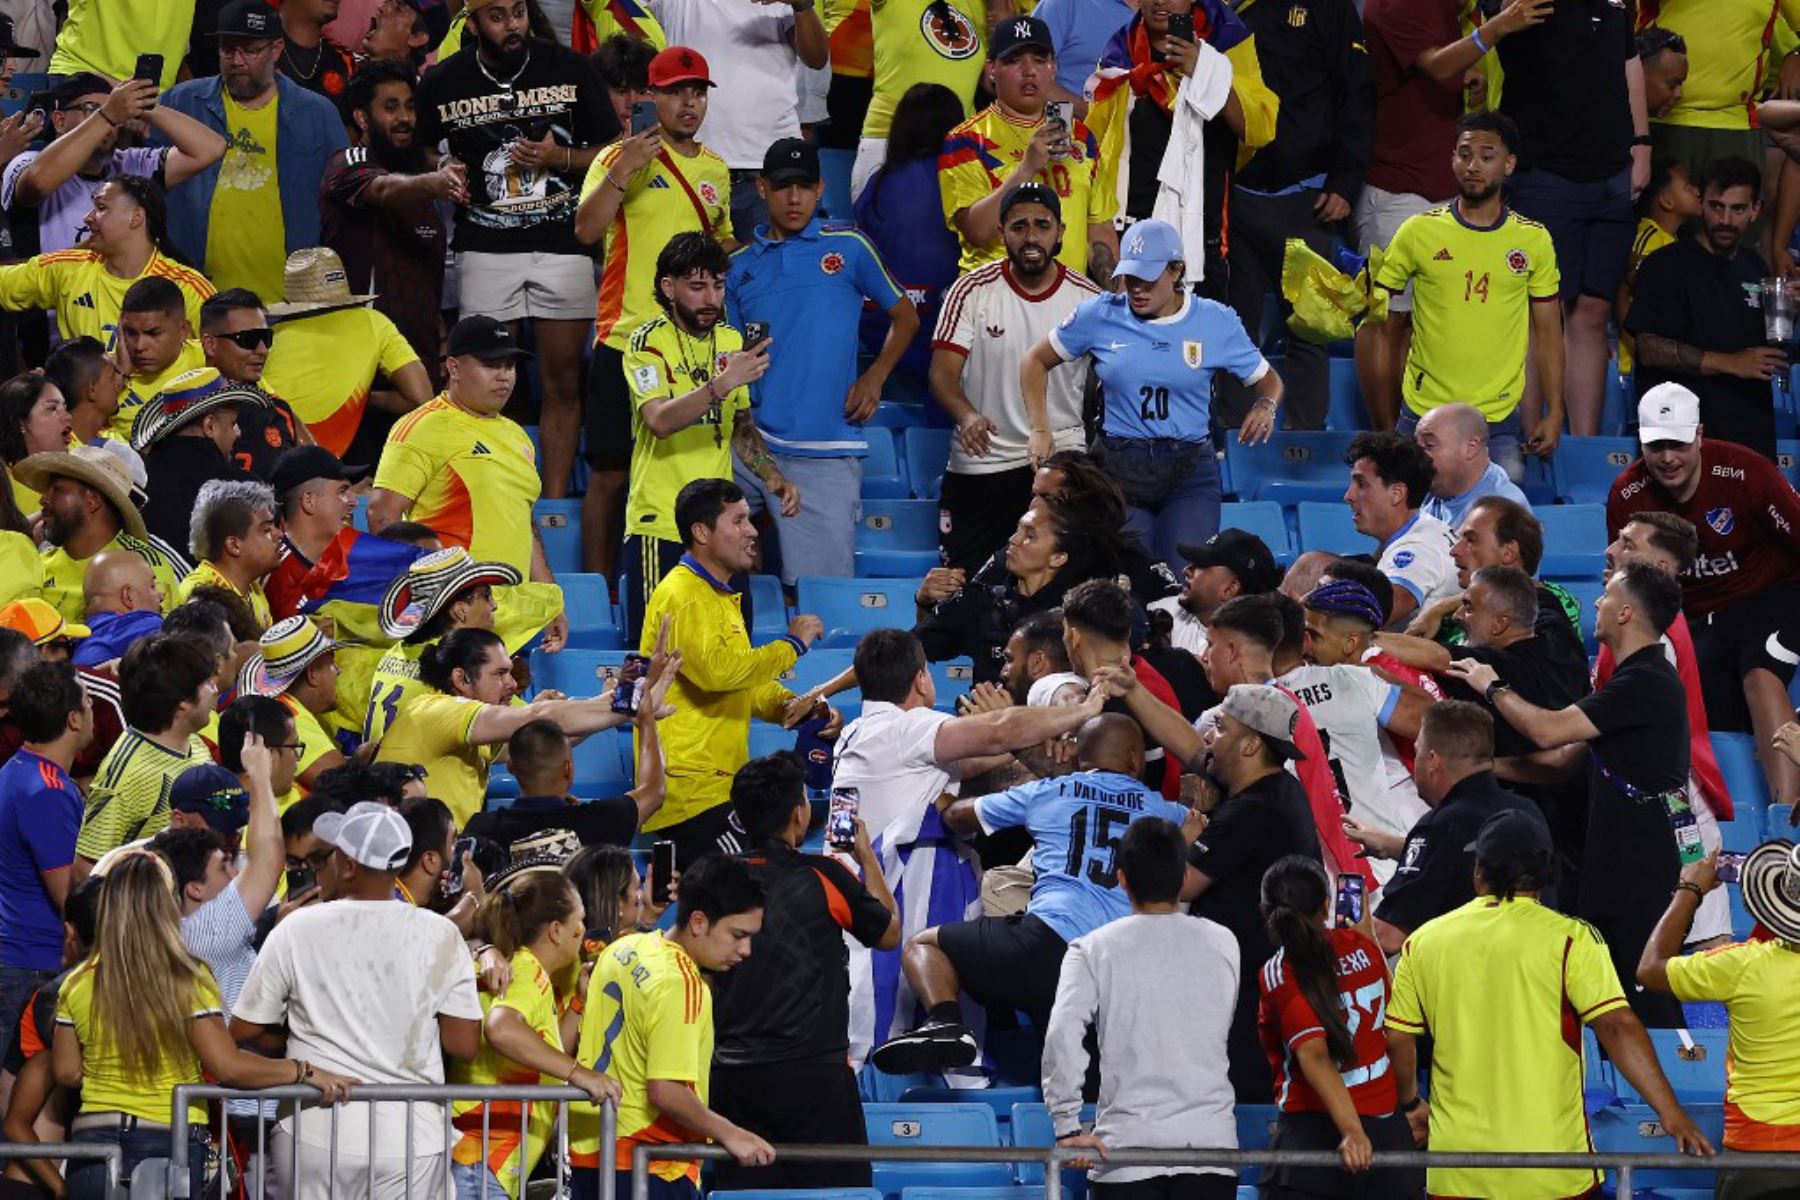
left=1114, top=219, right=1185, bottom=280
left=447, top=315, right=534, bottom=362
left=989, top=15, right=1053, bottom=60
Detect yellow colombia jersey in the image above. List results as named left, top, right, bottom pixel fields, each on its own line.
left=939, top=105, right=1116, bottom=274
left=76, top=729, right=213, bottom=862
left=1617, top=217, right=1677, bottom=376
left=1645, top=0, right=1800, bottom=129
left=277, top=694, right=337, bottom=790
left=41, top=534, right=183, bottom=626
left=1372, top=202, right=1559, bottom=423
left=374, top=691, right=499, bottom=829
left=176, top=559, right=273, bottom=629
left=374, top=395, right=541, bottom=578
left=584, top=145, right=731, bottom=350
left=579, top=0, right=667, bottom=49
left=117, top=341, right=210, bottom=441
left=639, top=560, right=796, bottom=830
left=450, top=947, right=566, bottom=1197
left=55, top=961, right=220, bottom=1125
left=49, top=0, right=189, bottom=87
left=571, top=932, right=712, bottom=1180
left=623, top=316, right=751, bottom=545
left=0, top=249, right=213, bottom=358
left=364, top=641, right=427, bottom=746
left=1388, top=897, right=1628, bottom=1200
left=864, top=0, right=989, bottom=140
left=0, top=531, right=38, bottom=606
left=1666, top=936, right=1800, bottom=1148
left=262, top=307, right=423, bottom=457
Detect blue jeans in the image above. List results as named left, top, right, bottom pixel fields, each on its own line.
left=0, top=964, right=54, bottom=1060
left=735, top=451, right=863, bottom=585
left=1091, top=435, right=1222, bottom=578
left=1397, top=405, right=1525, bottom=483
left=452, top=1159, right=510, bottom=1200
left=66, top=1124, right=208, bottom=1200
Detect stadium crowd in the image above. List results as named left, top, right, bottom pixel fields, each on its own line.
left=0, top=0, right=1795, bottom=1197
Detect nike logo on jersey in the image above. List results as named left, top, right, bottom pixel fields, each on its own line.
left=472, top=441, right=491, bottom=455
left=1105, top=341, right=1132, bottom=350
left=1432, top=248, right=1452, bottom=261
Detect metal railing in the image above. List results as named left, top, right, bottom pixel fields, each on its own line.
left=632, top=1141, right=1800, bottom=1200
left=164, top=1084, right=615, bottom=1200
left=0, top=1141, right=125, bottom=1196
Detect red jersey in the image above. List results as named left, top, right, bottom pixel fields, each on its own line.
left=1365, top=650, right=1444, bottom=773
left=1258, top=927, right=1397, bottom=1116
left=1593, top=614, right=1732, bottom=821
left=1274, top=684, right=1373, bottom=887
left=1133, top=656, right=1184, bottom=801
left=1606, top=439, right=1800, bottom=616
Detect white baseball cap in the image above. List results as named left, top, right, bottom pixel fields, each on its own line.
left=1637, top=382, right=1701, bottom=446
left=314, top=801, right=412, bottom=871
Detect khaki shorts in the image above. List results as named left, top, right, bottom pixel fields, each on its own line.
left=455, top=250, right=598, bottom=323
left=1354, top=185, right=1435, bottom=313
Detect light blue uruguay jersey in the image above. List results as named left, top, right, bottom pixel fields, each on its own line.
left=975, top=769, right=1187, bottom=941
left=1048, top=291, right=1269, bottom=443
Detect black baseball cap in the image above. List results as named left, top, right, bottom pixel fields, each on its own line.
left=1001, top=181, right=1061, bottom=221
left=1176, top=529, right=1282, bottom=594
left=269, top=445, right=372, bottom=498
left=40, top=73, right=113, bottom=112
left=1465, top=809, right=1554, bottom=871
left=0, top=15, right=40, bottom=58
left=762, top=138, right=820, bottom=186
left=989, top=15, right=1054, bottom=61
left=447, top=315, right=534, bottom=362
left=211, top=0, right=282, bottom=39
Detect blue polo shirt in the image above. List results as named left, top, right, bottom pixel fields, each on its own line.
left=0, top=749, right=83, bottom=970
left=725, top=217, right=906, bottom=459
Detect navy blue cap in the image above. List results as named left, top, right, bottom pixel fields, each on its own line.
left=794, top=715, right=834, bottom=792
left=172, top=765, right=251, bottom=834
left=989, top=15, right=1053, bottom=60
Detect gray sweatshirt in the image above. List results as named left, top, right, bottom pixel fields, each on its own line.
left=1041, top=911, right=1241, bottom=1182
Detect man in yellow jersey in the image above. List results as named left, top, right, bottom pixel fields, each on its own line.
left=14, top=444, right=184, bottom=625
left=0, top=176, right=214, bottom=353
left=1643, top=0, right=1794, bottom=194
left=938, top=17, right=1118, bottom=278
left=174, top=481, right=283, bottom=630
left=1372, top=111, right=1564, bottom=478
left=1387, top=810, right=1713, bottom=1200
left=237, top=616, right=349, bottom=798
left=134, top=368, right=267, bottom=555
left=1616, top=156, right=1700, bottom=376
left=367, top=316, right=569, bottom=653
left=619, top=233, right=788, bottom=641
left=577, top=45, right=731, bottom=582
left=156, top=0, right=349, bottom=302
left=73, top=634, right=218, bottom=879
left=48, top=0, right=193, bottom=87
left=571, top=854, right=772, bottom=1200
left=641, top=478, right=834, bottom=865
left=260, top=247, right=432, bottom=458
left=114, top=277, right=211, bottom=443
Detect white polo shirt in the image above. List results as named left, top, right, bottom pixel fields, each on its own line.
left=1378, top=511, right=1458, bottom=610
left=1149, top=595, right=1209, bottom=658
left=831, top=700, right=959, bottom=840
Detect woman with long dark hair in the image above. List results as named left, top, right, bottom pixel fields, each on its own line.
left=1255, top=855, right=1421, bottom=1199
left=0, top=372, right=72, bottom=514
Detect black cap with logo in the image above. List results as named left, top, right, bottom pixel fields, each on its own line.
left=988, top=15, right=1054, bottom=60
left=211, top=0, right=282, bottom=39
left=1175, top=529, right=1282, bottom=594
left=268, top=446, right=373, bottom=498
left=447, top=315, right=534, bottom=362
left=761, top=138, right=821, bottom=186
left=1001, top=181, right=1062, bottom=221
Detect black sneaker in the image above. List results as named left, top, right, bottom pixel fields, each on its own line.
left=870, top=1020, right=979, bottom=1074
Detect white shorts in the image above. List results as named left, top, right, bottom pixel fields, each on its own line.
left=1689, top=781, right=1732, bottom=943
left=850, top=137, right=888, bottom=207
left=455, top=249, right=598, bottom=323
left=1354, top=185, right=1434, bottom=313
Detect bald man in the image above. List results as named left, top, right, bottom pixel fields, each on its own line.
left=73, top=550, right=165, bottom=667
left=1414, top=404, right=1529, bottom=529
left=1279, top=550, right=1337, bottom=604
left=870, top=711, right=1193, bottom=1074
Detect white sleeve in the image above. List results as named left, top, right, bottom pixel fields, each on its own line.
left=435, top=923, right=484, bottom=1021
left=231, top=922, right=294, bottom=1025
left=1041, top=936, right=1100, bottom=1137
left=908, top=709, right=956, bottom=768
left=1380, top=536, right=1449, bottom=606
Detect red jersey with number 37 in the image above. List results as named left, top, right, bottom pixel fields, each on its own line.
left=1257, top=927, right=1397, bottom=1116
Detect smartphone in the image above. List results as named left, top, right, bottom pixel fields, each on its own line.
left=651, top=840, right=676, bottom=907
left=611, top=652, right=650, bottom=716
left=1165, top=12, right=1195, bottom=44
left=133, top=53, right=163, bottom=86
left=742, top=321, right=770, bottom=352
left=1716, top=851, right=1748, bottom=884
left=827, top=786, right=860, bottom=851
left=1045, top=100, right=1073, bottom=157
left=285, top=864, right=315, bottom=897
left=630, top=99, right=659, bottom=136
left=445, top=836, right=475, bottom=896
left=1334, top=874, right=1365, bottom=926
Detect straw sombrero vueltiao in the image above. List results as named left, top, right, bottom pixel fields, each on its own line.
left=265, top=247, right=378, bottom=320
left=488, top=827, right=583, bottom=893
left=12, top=443, right=149, bottom=539
left=1740, top=838, right=1800, bottom=944
left=129, top=366, right=271, bottom=453
left=237, top=615, right=342, bottom=698
left=378, top=547, right=522, bottom=641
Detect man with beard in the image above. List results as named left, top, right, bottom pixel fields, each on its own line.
left=157, top=0, right=348, bottom=303
left=928, top=183, right=1100, bottom=573
left=198, top=290, right=306, bottom=479
left=617, top=233, right=784, bottom=641
left=323, top=60, right=458, bottom=378
left=1147, top=529, right=1282, bottom=660
left=415, top=0, right=617, bottom=512
left=1372, top=110, right=1564, bottom=477
left=1625, top=157, right=1787, bottom=461
left=278, top=0, right=355, bottom=100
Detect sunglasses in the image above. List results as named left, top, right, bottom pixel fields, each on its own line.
left=215, top=328, right=274, bottom=350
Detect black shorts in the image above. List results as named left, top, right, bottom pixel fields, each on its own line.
left=935, top=912, right=1068, bottom=1027
left=620, top=533, right=686, bottom=648
left=1690, top=580, right=1800, bottom=732
left=939, top=466, right=1034, bottom=575
left=1260, top=1110, right=1422, bottom=1199
left=583, top=341, right=633, bottom=470
left=710, top=1059, right=870, bottom=1191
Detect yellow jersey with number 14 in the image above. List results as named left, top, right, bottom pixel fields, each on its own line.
left=1372, top=202, right=1559, bottom=423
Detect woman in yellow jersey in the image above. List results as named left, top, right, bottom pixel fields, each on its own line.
left=52, top=853, right=356, bottom=1200
left=0, top=374, right=74, bottom=516
left=451, top=869, right=620, bottom=1200
left=565, top=844, right=671, bottom=963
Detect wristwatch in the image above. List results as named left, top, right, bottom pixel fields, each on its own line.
left=1399, top=1096, right=1424, bottom=1115
left=1484, top=679, right=1511, bottom=703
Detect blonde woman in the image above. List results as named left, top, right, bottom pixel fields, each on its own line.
left=51, top=852, right=355, bottom=1200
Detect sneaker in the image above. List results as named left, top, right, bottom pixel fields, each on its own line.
left=870, top=1020, right=979, bottom=1074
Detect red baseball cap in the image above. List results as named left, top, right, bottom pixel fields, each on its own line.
left=648, top=45, right=716, bottom=89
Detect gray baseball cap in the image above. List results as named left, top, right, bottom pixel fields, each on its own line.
left=314, top=801, right=412, bottom=871
left=1219, top=684, right=1307, bottom=762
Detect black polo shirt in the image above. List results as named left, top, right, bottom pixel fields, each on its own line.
left=1442, top=633, right=1591, bottom=759
left=1189, top=769, right=1322, bottom=962
left=712, top=841, right=893, bottom=1067
left=462, top=793, right=637, bottom=850
left=1492, top=0, right=1632, bottom=180
left=1375, top=771, right=1547, bottom=934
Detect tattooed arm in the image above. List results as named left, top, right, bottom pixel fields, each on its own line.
left=732, top=409, right=801, bottom=516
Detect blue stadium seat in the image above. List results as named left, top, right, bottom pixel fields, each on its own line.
left=748, top=721, right=793, bottom=762
left=904, top=428, right=954, bottom=501
left=1222, top=432, right=1356, bottom=504
left=1519, top=456, right=1557, bottom=507
left=798, top=577, right=922, bottom=648
left=1710, top=733, right=1771, bottom=844
left=780, top=648, right=862, bottom=719
left=1589, top=1102, right=1723, bottom=1192
left=352, top=494, right=371, bottom=532
left=1233, top=1103, right=1278, bottom=1187
left=1600, top=368, right=1629, bottom=437
left=571, top=727, right=633, bottom=795
left=900, top=1189, right=1042, bottom=1200
left=1008, top=1103, right=1090, bottom=1197
left=1556, top=578, right=1602, bottom=656
left=870, top=402, right=928, bottom=430
left=820, top=147, right=858, bottom=220
left=1553, top=437, right=1638, bottom=505
left=1218, top=500, right=1294, bottom=563
left=717, top=1192, right=879, bottom=1200
left=533, top=499, right=583, bottom=576
left=1582, top=1028, right=1616, bottom=1107
left=1778, top=439, right=1800, bottom=493
left=746, top=574, right=788, bottom=642
left=1646, top=1029, right=1729, bottom=1105
left=897, top=1087, right=1040, bottom=1139
left=1535, top=504, right=1607, bottom=580
left=1326, top=357, right=1370, bottom=432
left=531, top=648, right=628, bottom=698
left=559, top=573, right=624, bottom=649
left=927, top=657, right=977, bottom=712
left=486, top=763, right=520, bottom=803
left=857, top=500, right=943, bottom=578
left=866, top=1103, right=1012, bottom=1200
left=1294, top=503, right=1368, bottom=555
left=864, top=427, right=911, bottom=500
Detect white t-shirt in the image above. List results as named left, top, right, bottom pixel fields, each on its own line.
left=233, top=899, right=482, bottom=1157
left=1378, top=511, right=1458, bottom=610
left=831, top=701, right=958, bottom=840
left=649, top=0, right=800, bottom=169
left=1275, top=663, right=1427, bottom=883
left=935, top=262, right=1100, bottom=475
left=1148, top=596, right=1209, bottom=659
left=1027, top=671, right=1087, bottom=707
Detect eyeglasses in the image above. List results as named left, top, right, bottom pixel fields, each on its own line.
left=214, top=328, right=274, bottom=350
left=286, top=848, right=335, bottom=870
left=219, top=41, right=279, bottom=62
left=65, top=102, right=104, bottom=116
left=264, top=741, right=302, bottom=753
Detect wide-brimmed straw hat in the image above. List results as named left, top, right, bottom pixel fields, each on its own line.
left=236, top=615, right=342, bottom=698
left=265, top=247, right=377, bottom=319
left=1740, top=839, right=1800, bottom=943
left=130, top=366, right=270, bottom=453
left=378, top=547, right=522, bottom=641
left=13, top=443, right=148, bottom=539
